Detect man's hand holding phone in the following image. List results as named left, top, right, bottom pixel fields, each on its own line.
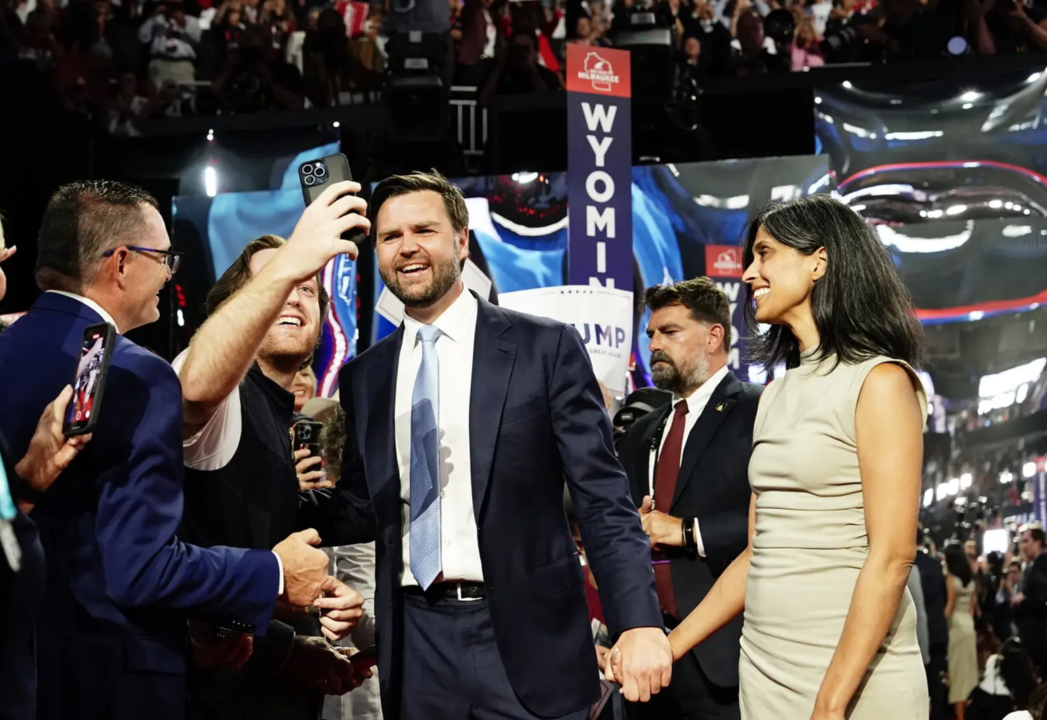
left=281, top=181, right=368, bottom=283
left=15, top=385, right=92, bottom=513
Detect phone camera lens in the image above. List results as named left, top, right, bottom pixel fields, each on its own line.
left=304, top=175, right=315, bottom=186
left=314, top=164, right=326, bottom=178
left=302, top=164, right=313, bottom=175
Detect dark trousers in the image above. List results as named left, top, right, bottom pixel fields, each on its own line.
left=400, top=593, right=589, bottom=720
left=625, top=648, right=739, bottom=720
left=926, top=642, right=948, bottom=720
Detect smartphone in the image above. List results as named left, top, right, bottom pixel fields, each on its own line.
left=299, top=153, right=366, bottom=244
left=293, top=420, right=324, bottom=461
left=349, top=645, right=377, bottom=665
left=64, top=323, right=115, bottom=437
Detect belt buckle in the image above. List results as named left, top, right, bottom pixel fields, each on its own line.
left=456, top=582, right=482, bottom=602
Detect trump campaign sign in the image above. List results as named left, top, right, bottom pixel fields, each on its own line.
left=499, top=285, right=634, bottom=397
left=566, top=44, right=632, bottom=291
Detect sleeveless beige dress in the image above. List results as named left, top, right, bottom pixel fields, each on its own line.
left=740, top=349, right=929, bottom=719
left=947, top=575, right=979, bottom=704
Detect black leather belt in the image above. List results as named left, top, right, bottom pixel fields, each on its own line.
left=404, top=581, right=486, bottom=601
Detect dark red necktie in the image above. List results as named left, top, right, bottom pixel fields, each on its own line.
left=653, top=400, right=688, bottom=619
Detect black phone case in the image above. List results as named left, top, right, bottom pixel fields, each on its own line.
left=294, top=421, right=324, bottom=458
left=64, top=322, right=116, bottom=437
left=298, top=153, right=365, bottom=244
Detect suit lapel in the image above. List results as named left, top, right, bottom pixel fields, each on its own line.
left=363, top=327, right=404, bottom=514
left=638, top=405, right=671, bottom=504
left=469, top=299, right=516, bottom=520
left=671, top=373, right=740, bottom=509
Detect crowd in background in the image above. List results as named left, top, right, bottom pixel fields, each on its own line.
left=5, top=0, right=1047, bottom=133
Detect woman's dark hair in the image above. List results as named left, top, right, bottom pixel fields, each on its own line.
left=1029, top=681, right=1047, bottom=719
left=944, top=541, right=973, bottom=587
left=742, top=195, right=922, bottom=370
left=1000, top=637, right=1038, bottom=709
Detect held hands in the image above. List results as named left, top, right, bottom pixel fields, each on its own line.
left=15, top=385, right=92, bottom=508
left=273, top=529, right=330, bottom=606
left=282, top=181, right=368, bottom=282
left=639, top=496, right=685, bottom=549
left=294, top=447, right=332, bottom=490
left=313, top=576, right=365, bottom=642
left=602, top=627, right=673, bottom=702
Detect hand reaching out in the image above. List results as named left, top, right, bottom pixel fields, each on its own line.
left=313, top=576, right=365, bottom=642
left=272, top=529, right=330, bottom=607
left=15, top=385, right=92, bottom=511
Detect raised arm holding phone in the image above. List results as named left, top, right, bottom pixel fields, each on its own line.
left=173, top=170, right=374, bottom=719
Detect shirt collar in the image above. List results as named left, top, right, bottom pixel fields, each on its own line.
left=402, top=286, right=477, bottom=345
left=47, top=290, right=121, bottom=333
left=673, top=364, right=729, bottom=412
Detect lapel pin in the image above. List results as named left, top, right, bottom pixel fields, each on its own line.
left=715, top=403, right=725, bottom=412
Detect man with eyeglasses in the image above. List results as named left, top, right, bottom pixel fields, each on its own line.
left=0, top=180, right=333, bottom=720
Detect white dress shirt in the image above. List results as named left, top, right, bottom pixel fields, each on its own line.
left=396, top=289, right=484, bottom=586
left=48, top=290, right=120, bottom=332
left=648, top=364, right=730, bottom=558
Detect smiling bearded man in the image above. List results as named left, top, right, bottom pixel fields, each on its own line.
left=172, top=182, right=377, bottom=720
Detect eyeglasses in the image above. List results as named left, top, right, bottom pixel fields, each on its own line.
left=103, top=246, right=183, bottom=274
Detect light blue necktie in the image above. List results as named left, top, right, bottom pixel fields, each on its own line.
left=410, top=324, right=442, bottom=589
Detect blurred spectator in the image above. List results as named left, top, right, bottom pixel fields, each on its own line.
left=969, top=637, right=1038, bottom=719
left=729, top=8, right=789, bottom=73
left=291, top=366, right=317, bottom=413
left=456, top=0, right=507, bottom=85
left=347, top=4, right=387, bottom=79
left=105, top=70, right=152, bottom=135
left=480, top=29, right=562, bottom=102
left=138, top=0, right=202, bottom=85
left=981, top=0, right=1047, bottom=56
left=17, top=8, right=61, bottom=72
left=656, top=0, right=689, bottom=39
left=1015, top=525, right=1047, bottom=678
left=790, top=13, right=824, bottom=68
left=996, top=560, right=1021, bottom=641
left=213, top=1, right=248, bottom=67
left=302, top=6, right=382, bottom=106
left=259, top=0, right=295, bottom=53
left=213, top=21, right=304, bottom=111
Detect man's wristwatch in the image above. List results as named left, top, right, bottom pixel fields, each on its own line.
left=682, top=517, right=697, bottom=552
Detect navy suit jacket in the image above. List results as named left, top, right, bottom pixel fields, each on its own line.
left=315, top=294, right=661, bottom=719
left=618, top=371, right=761, bottom=688
left=0, top=293, right=280, bottom=720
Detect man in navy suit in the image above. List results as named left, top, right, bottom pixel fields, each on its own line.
left=322, top=171, right=672, bottom=720
left=615, top=278, right=762, bottom=720
left=0, top=180, right=332, bottom=720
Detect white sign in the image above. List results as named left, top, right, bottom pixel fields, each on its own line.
left=375, top=258, right=493, bottom=326
left=498, top=285, right=633, bottom=396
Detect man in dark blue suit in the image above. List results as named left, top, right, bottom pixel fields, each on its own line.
left=322, top=171, right=672, bottom=720
left=616, top=278, right=762, bottom=720
left=0, top=180, right=332, bottom=720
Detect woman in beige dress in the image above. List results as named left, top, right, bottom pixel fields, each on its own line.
left=944, top=542, right=979, bottom=718
left=612, top=195, right=928, bottom=719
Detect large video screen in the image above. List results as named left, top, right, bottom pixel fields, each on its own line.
left=816, top=66, right=1047, bottom=323
left=173, top=142, right=357, bottom=397
left=373, top=155, right=832, bottom=389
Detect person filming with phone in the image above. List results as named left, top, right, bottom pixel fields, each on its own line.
left=173, top=170, right=373, bottom=720
left=0, top=180, right=335, bottom=720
